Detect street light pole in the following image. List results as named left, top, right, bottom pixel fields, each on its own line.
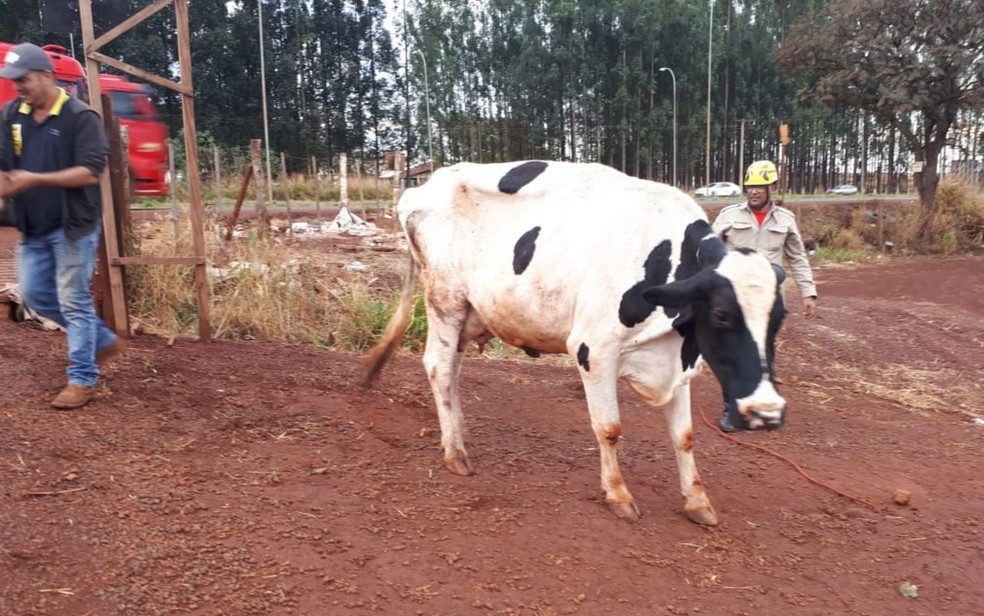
left=258, top=0, right=273, bottom=202
left=415, top=48, right=433, bottom=171
left=739, top=118, right=746, bottom=185
left=706, top=0, right=714, bottom=188
left=659, top=67, right=676, bottom=187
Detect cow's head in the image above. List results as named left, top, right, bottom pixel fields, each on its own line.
left=643, top=250, right=787, bottom=432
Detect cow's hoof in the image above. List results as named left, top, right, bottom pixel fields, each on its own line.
left=444, top=456, right=475, bottom=476
left=685, top=506, right=719, bottom=526
left=608, top=500, right=641, bottom=521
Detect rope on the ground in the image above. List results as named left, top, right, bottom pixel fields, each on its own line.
left=696, top=396, right=884, bottom=514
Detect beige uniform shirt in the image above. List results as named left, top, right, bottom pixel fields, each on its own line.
left=712, top=201, right=818, bottom=299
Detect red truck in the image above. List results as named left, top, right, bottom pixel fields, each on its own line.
left=0, top=42, right=170, bottom=197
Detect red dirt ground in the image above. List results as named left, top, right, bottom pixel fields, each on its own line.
left=1, top=220, right=983, bottom=615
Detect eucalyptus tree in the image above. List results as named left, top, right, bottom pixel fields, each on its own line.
left=0, top=0, right=52, bottom=45
left=778, top=0, right=984, bottom=234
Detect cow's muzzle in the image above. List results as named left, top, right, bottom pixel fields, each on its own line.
left=720, top=396, right=786, bottom=433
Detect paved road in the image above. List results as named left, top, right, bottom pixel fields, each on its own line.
left=695, top=194, right=917, bottom=207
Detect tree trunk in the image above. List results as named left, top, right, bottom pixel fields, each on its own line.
left=915, top=147, right=941, bottom=239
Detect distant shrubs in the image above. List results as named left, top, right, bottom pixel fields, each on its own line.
left=808, top=178, right=984, bottom=260
left=927, top=179, right=984, bottom=252
left=171, top=173, right=399, bottom=207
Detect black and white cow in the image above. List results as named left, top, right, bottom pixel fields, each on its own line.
left=364, top=160, right=787, bottom=525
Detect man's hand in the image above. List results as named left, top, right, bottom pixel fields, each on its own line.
left=802, top=296, right=817, bottom=318
left=0, top=169, right=36, bottom=197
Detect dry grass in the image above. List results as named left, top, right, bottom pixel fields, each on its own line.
left=807, top=362, right=980, bottom=419
left=832, top=179, right=984, bottom=255
left=927, top=178, right=984, bottom=251
left=171, top=173, right=399, bottom=208
left=125, top=215, right=414, bottom=350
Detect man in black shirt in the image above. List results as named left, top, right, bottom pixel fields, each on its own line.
left=0, top=42, right=123, bottom=409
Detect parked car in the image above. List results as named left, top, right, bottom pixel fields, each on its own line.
left=826, top=184, right=859, bottom=195
left=694, top=181, right=742, bottom=197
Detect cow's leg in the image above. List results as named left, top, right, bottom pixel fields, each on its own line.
left=665, top=383, right=719, bottom=526
left=580, top=369, right=640, bottom=521
left=421, top=306, right=473, bottom=476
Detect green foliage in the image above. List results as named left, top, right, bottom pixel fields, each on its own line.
left=324, top=291, right=427, bottom=353
left=929, top=178, right=984, bottom=249
left=6, top=0, right=971, bottom=213
left=778, top=0, right=984, bottom=228
left=812, top=246, right=871, bottom=263
left=336, top=290, right=400, bottom=352
left=406, top=297, right=428, bottom=351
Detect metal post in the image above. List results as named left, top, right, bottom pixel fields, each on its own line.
left=739, top=119, right=745, bottom=186
left=706, top=0, right=714, bottom=188
left=258, top=0, right=274, bottom=204
left=415, top=48, right=433, bottom=170
left=659, top=67, right=676, bottom=187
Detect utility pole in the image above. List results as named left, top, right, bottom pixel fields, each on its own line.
left=415, top=48, right=433, bottom=171
left=706, top=0, right=715, bottom=187
left=258, top=0, right=273, bottom=203
left=659, top=67, right=677, bottom=187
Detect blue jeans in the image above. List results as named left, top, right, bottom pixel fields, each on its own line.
left=18, top=226, right=118, bottom=387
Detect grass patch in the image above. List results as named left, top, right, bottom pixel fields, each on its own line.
left=125, top=215, right=424, bottom=351
left=171, top=173, right=399, bottom=208
left=811, top=246, right=871, bottom=263
left=927, top=178, right=984, bottom=251
left=822, top=363, right=980, bottom=419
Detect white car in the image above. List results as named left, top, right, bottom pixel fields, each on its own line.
left=695, top=181, right=742, bottom=197
left=826, top=184, right=859, bottom=195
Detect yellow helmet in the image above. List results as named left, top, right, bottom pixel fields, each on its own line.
left=743, top=160, right=778, bottom=186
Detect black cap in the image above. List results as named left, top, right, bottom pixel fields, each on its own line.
left=0, top=43, right=55, bottom=80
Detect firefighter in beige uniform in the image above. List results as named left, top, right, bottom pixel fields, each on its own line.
left=713, top=160, right=818, bottom=318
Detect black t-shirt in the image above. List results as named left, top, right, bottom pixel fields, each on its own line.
left=2, top=90, right=108, bottom=237
left=16, top=111, right=66, bottom=235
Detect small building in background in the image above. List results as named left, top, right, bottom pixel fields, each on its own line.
left=400, top=162, right=438, bottom=188
left=381, top=151, right=439, bottom=188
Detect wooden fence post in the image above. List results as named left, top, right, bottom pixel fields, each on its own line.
left=280, top=151, right=292, bottom=231
left=168, top=141, right=179, bottom=236
left=340, top=152, right=349, bottom=208
left=313, top=155, right=321, bottom=221
left=355, top=157, right=367, bottom=220
left=225, top=164, right=254, bottom=241
left=251, top=139, right=268, bottom=237
left=213, top=145, right=222, bottom=210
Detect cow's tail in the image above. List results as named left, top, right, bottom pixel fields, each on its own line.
left=362, top=254, right=418, bottom=386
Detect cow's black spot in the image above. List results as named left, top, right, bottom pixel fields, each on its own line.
left=677, top=313, right=700, bottom=370
left=618, top=239, right=673, bottom=327
left=670, top=219, right=727, bottom=368
left=498, top=161, right=548, bottom=194
left=513, top=226, right=541, bottom=275
left=521, top=346, right=541, bottom=358
left=674, top=219, right=725, bottom=284
left=577, top=343, right=590, bottom=372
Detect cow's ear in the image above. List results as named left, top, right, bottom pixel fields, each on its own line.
left=772, top=264, right=786, bottom=285
left=642, top=274, right=704, bottom=308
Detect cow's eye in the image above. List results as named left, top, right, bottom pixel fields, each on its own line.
left=711, top=310, right=731, bottom=328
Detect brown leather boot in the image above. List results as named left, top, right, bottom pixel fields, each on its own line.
left=51, top=384, right=95, bottom=410
left=96, top=338, right=126, bottom=367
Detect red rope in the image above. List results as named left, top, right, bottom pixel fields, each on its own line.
left=696, top=396, right=884, bottom=514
